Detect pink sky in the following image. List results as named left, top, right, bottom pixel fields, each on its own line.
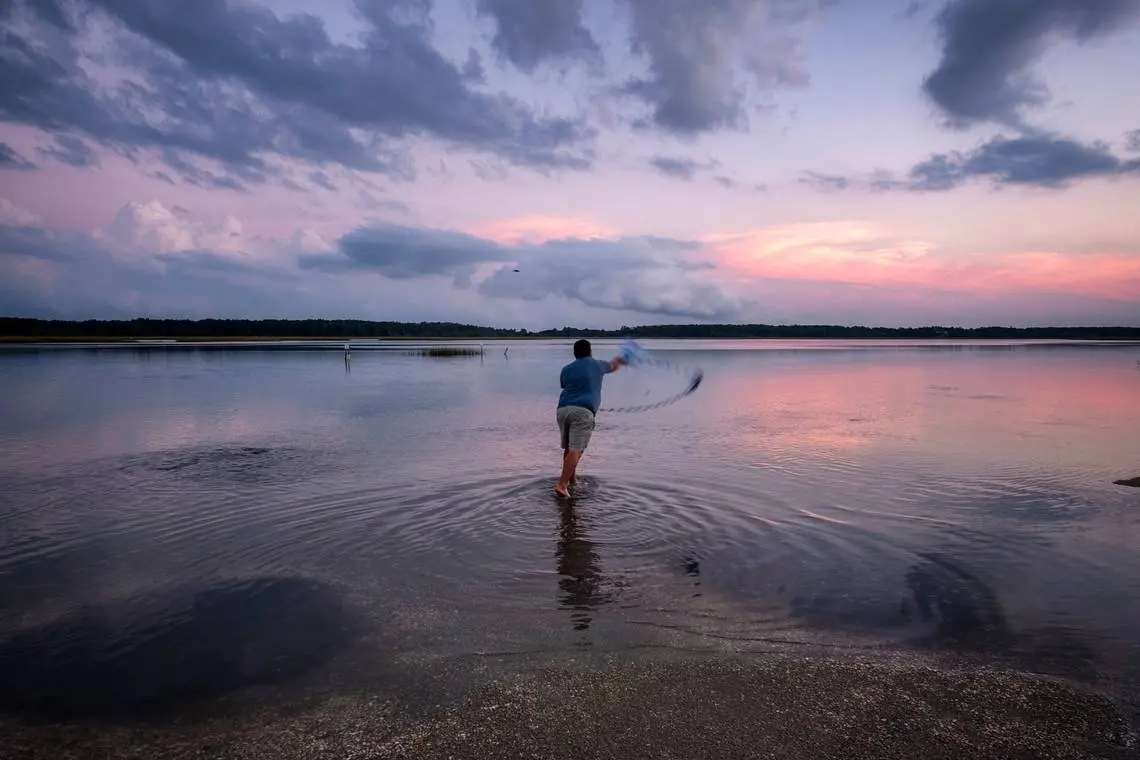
left=1, top=0, right=1138, bottom=327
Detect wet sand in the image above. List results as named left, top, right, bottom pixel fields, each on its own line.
left=3, top=654, right=1134, bottom=760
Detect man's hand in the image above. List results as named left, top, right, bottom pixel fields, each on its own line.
left=609, top=355, right=626, bottom=372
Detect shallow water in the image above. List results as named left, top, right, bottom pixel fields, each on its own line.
left=1, top=339, right=1139, bottom=725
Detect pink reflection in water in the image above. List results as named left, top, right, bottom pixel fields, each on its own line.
left=697, top=351, right=1140, bottom=478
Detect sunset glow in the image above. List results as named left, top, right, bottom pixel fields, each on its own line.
left=0, top=0, right=1137, bottom=327
left=705, top=224, right=1140, bottom=301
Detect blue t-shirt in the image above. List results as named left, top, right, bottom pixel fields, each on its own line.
left=558, top=357, right=614, bottom=414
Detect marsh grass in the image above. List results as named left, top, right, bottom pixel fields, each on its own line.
left=406, top=346, right=483, bottom=358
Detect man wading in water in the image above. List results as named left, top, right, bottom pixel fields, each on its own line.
left=555, top=339, right=626, bottom=497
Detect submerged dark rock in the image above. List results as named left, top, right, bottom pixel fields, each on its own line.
left=0, top=577, right=358, bottom=721
left=116, top=444, right=328, bottom=485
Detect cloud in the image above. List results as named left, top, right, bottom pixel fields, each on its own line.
left=922, top=0, right=1140, bottom=129
left=807, top=134, right=1140, bottom=193
left=649, top=155, right=749, bottom=187
left=474, top=0, right=831, bottom=135
left=0, top=201, right=742, bottom=323
left=1126, top=129, right=1140, bottom=152
left=649, top=155, right=701, bottom=180
left=299, top=222, right=743, bottom=319
left=475, top=0, right=601, bottom=71
left=3, top=205, right=1139, bottom=327
left=898, top=134, right=1140, bottom=191
left=37, top=135, right=99, bottom=168
left=467, top=215, right=621, bottom=245
left=0, top=199, right=323, bottom=278
left=0, top=223, right=99, bottom=263
left=620, top=0, right=829, bottom=135
left=0, top=142, right=36, bottom=170
left=104, top=200, right=250, bottom=259
left=705, top=221, right=1140, bottom=303
left=477, top=236, right=744, bottom=319
left=307, top=224, right=508, bottom=286
left=901, top=0, right=933, bottom=20
left=309, top=171, right=337, bottom=192
left=0, top=0, right=594, bottom=190
left=0, top=198, right=42, bottom=227
left=0, top=200, right=365, bottom=320
left=798, top=171, right=850, bottom=191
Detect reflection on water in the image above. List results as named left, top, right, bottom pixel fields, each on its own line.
left=1, top=340, right=1139, bottom=727
left=555, top=500, right=614, bottom=632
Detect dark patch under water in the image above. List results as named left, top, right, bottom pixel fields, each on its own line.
left=0, top=577, right=358, bottom=722
left=117, top=445, right=320, bottom=484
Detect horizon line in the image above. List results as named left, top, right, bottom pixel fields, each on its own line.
left=3, top=317, right=1140, bottom=333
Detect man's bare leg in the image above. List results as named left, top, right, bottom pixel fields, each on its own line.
left=556, top=450, right=582, bottom=497
left=563, top=449, right=578, bottom=485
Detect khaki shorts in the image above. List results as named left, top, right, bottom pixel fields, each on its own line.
left=557, top=405, right=595, bottom=452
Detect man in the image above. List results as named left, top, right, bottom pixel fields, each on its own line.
left=555, top=339, right=625, bottom=497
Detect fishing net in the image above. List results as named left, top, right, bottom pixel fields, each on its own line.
left=599, top=340, right=704, bottom=413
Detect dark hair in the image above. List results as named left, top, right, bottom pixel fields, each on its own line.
left=573, top=339, right=591, bottom=359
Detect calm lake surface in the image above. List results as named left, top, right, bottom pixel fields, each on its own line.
left=1, top=339, right=1139, bottom=729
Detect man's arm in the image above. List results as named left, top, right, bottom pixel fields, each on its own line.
left=602, top=356, right=626, bottom=373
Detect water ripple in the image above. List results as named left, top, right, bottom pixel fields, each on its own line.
left=1, top=443, right=1129, bottom=674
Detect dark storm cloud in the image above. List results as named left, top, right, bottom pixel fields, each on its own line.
left=907, top=134, right=1140, bottom=190
left=0, top=0, right=594, bottom=189
left=0, top=143, right=36, bottom=170
left=299, top=223, right=742, bottom=319
left=0, top=224, right=87, bottom=262
left=475, top=0, right=600, bottom=71
left=10, top=0, right=73, bottom=29
left=37, top=134, right=99, bottom=167
left=306, top=225, right=509, bottom=280
left=922, top=0, right=1140, bottom=128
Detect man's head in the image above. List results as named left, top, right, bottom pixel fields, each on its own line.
left=573, top=339, right=591, bottom=359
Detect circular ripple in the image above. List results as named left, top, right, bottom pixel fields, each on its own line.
left=167, top=469, right=985, bottom=645
left=3, top=455, right=1118, bottom=660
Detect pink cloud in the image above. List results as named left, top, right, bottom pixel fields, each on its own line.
left=704, top=222, right=1140, bottom=302
left=465, top=215, right=621, bottom=245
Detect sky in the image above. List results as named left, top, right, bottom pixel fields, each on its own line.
left=1, top=0, right=1139, bottom=329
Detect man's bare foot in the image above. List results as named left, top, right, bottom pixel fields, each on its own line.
left=554, top=484, right=570, bottom=497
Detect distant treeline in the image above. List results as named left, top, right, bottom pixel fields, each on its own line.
left=2, top=318, right=1139, bottom=341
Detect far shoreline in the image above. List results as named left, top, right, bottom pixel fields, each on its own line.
left=3, top=317, right=1140, bottom=345
left=4, top=335, right=1140, bottom=345
left=4, top=316, right=1140, bottom=345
